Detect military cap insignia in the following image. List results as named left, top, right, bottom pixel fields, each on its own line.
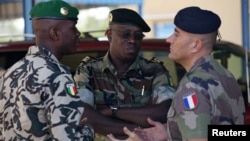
left=60, top=7, right=69, bottom=15
left=65, top=82, right=78, bottom=96
left=183, top=92, right=199, bottom=110
left=109, top=13, right=113, bottom=22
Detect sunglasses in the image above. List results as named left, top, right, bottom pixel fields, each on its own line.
left=110, top=29, right=145, bottom=40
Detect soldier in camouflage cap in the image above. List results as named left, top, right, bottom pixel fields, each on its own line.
left=107, top=6, right=246, bottom=141
left=74, top=8, right=175, bottom=140
left=0, top=0, right=94, bottom=140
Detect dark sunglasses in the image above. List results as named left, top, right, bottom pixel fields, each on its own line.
left=110, top=29, right=145, bottom=40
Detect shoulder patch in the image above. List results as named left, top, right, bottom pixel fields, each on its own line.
left=183, top=92, right=199, bottom=110
left=65, top=82, right=78, bottom=96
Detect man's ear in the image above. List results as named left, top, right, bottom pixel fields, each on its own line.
left=49, top=27, right=60, bottom=40
left=105, top=29, right=112, bottom=41
left=191, top=39, right=202, bottom=53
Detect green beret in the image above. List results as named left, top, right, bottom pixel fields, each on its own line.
left=174, top=6, right=221, bottom=34
left=109, top=8, right=151, bottom=32
left=29, top=0, right=79, bottom=21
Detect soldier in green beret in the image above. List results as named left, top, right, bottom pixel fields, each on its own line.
left=0, top=0, right=94, bottom=140
left=74, top=8, right=175, bottom=140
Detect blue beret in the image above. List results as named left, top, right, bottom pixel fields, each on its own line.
left=109, top=8, right=151, bottom=32
left=29, top=0, right=79, bottom=21
left=174, top=6, right=221, bottom=34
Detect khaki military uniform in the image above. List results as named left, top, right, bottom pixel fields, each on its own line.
left=0, top=46, right=94, bottom=141
left=166, top=55, right=245, bottom=141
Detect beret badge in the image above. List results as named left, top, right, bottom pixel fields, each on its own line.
left=60, top=7, right=69, bottom=16
left=109, top=13, right=113, bottom=22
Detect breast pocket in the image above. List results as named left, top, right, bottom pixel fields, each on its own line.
left=130, top=89, right=152, bottom=106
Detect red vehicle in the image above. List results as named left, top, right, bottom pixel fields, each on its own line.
left=0, top=37, right=249, bottom=124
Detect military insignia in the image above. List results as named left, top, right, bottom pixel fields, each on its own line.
left=60, top=7, right=69, bottom=15
left=183, top=92, right=198, bottom=110
left=65, top=82, right=77, bottom=96
left=82, top=56, right=90, bottom=63
left=109, top=13, right=113, bottom=22
left=151, top=57, right=161, bottom=63
left=151, top=57, right=164, bottom=66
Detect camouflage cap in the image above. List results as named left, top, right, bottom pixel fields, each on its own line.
left=29, top=0, right=79, bottom=21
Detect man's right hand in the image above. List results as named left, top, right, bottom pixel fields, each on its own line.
left=107, top=127, right=142, bottom=141
left=134, top=118, right=168, bottom=141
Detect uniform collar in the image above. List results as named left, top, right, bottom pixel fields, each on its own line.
left=102, top=51, right=140, bottom=73
left=27, top=46, right=60, bottom=64
left=189, top=55, right=213, bottom=72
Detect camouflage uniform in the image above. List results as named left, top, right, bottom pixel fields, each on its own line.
left=74, top=52, right=175, bottom=141
left=0, top=46, right=94, bottom=141
left=166, top=55, right=245, bottom=141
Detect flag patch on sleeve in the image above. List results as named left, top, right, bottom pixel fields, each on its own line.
left=65, top=83, right=77, bottom=96
left=183, top=93, right=198, bottom=110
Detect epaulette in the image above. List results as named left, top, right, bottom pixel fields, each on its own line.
left=150, top=57, right=174, bottom=87
left=81, top=56, right=98, bottom=63
left=150, top=57, right=164, bottom=65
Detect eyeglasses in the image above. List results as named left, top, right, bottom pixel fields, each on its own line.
left=110, top=29, right=145, bottom=40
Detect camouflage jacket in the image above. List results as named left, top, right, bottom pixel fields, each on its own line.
left=166, top=55, right=245, bottom=141
left=74, top=52, right=175, bottom=109
left=0, top=46, right=94, bottom=141
left=74, top=52, right=175, bottom=141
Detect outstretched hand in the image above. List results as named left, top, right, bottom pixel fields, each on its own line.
left=134, top=118, right=168, bottom=141
left=106, top=118, right=168, bottom=141
left=107, top=127, right=142, bottom=141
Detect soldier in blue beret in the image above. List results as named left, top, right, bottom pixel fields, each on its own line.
left=107, top=6, right=245, bottom=141
left=0, top=0, right=94, bottom=140
left=74, top=8, right=175, bottom=140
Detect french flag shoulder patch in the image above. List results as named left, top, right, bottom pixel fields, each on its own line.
left=183, top=92, right=199, bottom=110
left=65, top=82, right=78, bottom=96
